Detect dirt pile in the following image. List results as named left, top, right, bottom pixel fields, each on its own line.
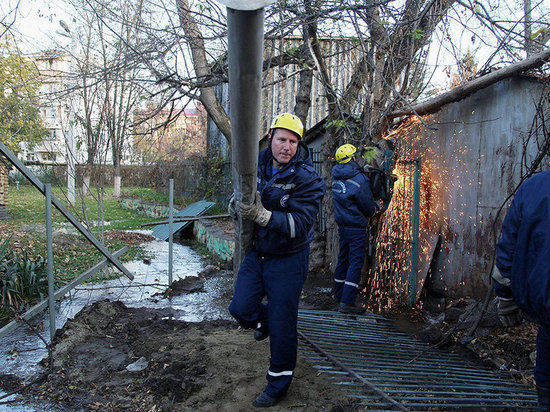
left=26, top=299, right=359, bottom=411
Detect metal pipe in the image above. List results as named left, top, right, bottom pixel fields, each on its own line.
left=140, top=214, right=231, bottom=227
left=168, top=178, right=174, bottom=286
left=46, top=184, right=55, bottom=341
left=218, top=0, right=275, bottom=276
left=408, top=156, right=421, bottom=307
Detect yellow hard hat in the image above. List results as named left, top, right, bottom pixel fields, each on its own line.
left=335, top=144, right=357, bottom=164
left=270, top=113, right=303, bottom=139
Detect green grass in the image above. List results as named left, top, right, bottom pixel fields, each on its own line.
left=1, top=184, right=177, bottom=282
left=121, top=187, right=188, bottom=208
left=6, top=184, right=170, bottom=230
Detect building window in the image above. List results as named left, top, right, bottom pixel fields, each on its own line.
left=41, top=152, right=56, bottom=162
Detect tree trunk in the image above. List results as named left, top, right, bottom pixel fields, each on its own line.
left=83, top=171, right=91, bottom=196
left=388, top=47, right=550, bottom=119
left=113, top=163, right=121, bottom=198
left=320, top=126, right=339, bottom=274
left=176, top=0, right=232, bottom=143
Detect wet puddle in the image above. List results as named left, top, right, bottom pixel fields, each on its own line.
left=0, top=232, right=232, bottom=409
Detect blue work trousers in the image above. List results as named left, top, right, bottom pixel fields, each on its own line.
left=333, top=226, right=367, bottom=305
left=536, top=323, right=550, bottom=389
left=228, top=248, right=309, bottom=398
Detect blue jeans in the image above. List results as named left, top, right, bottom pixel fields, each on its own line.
left=333, top=226, right=367, bottom=305
left=228, top=248, right=309, bottom=398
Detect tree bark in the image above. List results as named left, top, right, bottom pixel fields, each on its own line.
left=176, top=0, right=231, bottom=144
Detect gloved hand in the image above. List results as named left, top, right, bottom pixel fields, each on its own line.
left=237, top=191, right=272, bottom=227
left=227, top=194, right=237, bottom=220
left=497, top=297, right=523, bottom=327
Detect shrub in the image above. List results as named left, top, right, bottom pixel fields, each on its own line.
left=0, top=237, right=49, bottom=322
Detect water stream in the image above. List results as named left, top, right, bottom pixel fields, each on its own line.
left=0, top=233, right=232, bottom=410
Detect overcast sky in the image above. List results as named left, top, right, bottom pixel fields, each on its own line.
left=2, top=0, right=74, bottom=53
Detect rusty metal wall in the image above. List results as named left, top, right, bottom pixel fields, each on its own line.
left=384, top=76, right=549, bottom=300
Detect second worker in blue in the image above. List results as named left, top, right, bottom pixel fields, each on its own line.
left=332, top=143, right=380, bottom=314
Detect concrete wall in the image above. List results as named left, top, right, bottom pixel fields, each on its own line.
left=389, top=76, right=549, bottom=299
left=193, top=219, right=234, bottom=262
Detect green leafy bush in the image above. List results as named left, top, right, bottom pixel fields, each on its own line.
left=0, top=236, right=49, bottom=322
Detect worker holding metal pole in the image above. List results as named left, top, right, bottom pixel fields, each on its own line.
left=228, top=113, right=325, bottom=407
left=218, top=1, right=324, bottom=406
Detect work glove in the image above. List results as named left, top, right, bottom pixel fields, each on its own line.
left=497, top=297, right=523, bottom=327
left=237, top=191, right=272, bottom=227
left=227, top=194, right=237, bottom=220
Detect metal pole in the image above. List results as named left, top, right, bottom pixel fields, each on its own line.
left=408, top=157, right=421, bottom=307
left=45, top=184, right=56, bottom=341
left=218, top=0, right=275, bottom=277
left=168, top=179, right=174, bottom=286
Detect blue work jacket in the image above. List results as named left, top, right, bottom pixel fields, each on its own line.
left=332, top=161, right=379, bottom=229
left=495, top=170, right=550, bottom=323
left=254, top=142, right=325, bottom=255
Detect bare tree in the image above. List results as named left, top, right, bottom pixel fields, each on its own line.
left=97, top=0, right=145, bottom=197
left=62, top=0, right=549, bottom=266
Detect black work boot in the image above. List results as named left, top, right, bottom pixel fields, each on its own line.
left=254, top=322, right=269, bottom=341
left=538, top=385, right=550, bottom=412
left=339, top=302, right=366, bottom=314
left=253, top=391, right=278, bottom=407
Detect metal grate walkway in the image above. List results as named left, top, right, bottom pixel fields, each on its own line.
left=297, top=310, right=537, bottom=411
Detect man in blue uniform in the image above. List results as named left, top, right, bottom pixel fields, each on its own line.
left=493, top=170, right=550, bottom=411
left=332, top=144, right=379, bottom=314
left=228, top=113, right=325, bottom=408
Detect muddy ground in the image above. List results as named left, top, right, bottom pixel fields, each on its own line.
left=2, top=230, right=539, bottom=411
left=24, top=298, right=360, bottom=412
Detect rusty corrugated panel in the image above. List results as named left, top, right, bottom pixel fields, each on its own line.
left=377, top=76, right=549, bottom=300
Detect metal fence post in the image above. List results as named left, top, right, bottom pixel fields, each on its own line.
left=168, top=179, right=174, bottom=286
left=45, top=184, right=55, bottom=340
left=408, top=157, right=421, bottom=307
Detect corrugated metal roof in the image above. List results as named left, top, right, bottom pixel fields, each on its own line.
left=151, top=200, right=214, bottom=241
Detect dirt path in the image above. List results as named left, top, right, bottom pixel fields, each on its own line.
left=22, top=295, right=359, bottom=411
